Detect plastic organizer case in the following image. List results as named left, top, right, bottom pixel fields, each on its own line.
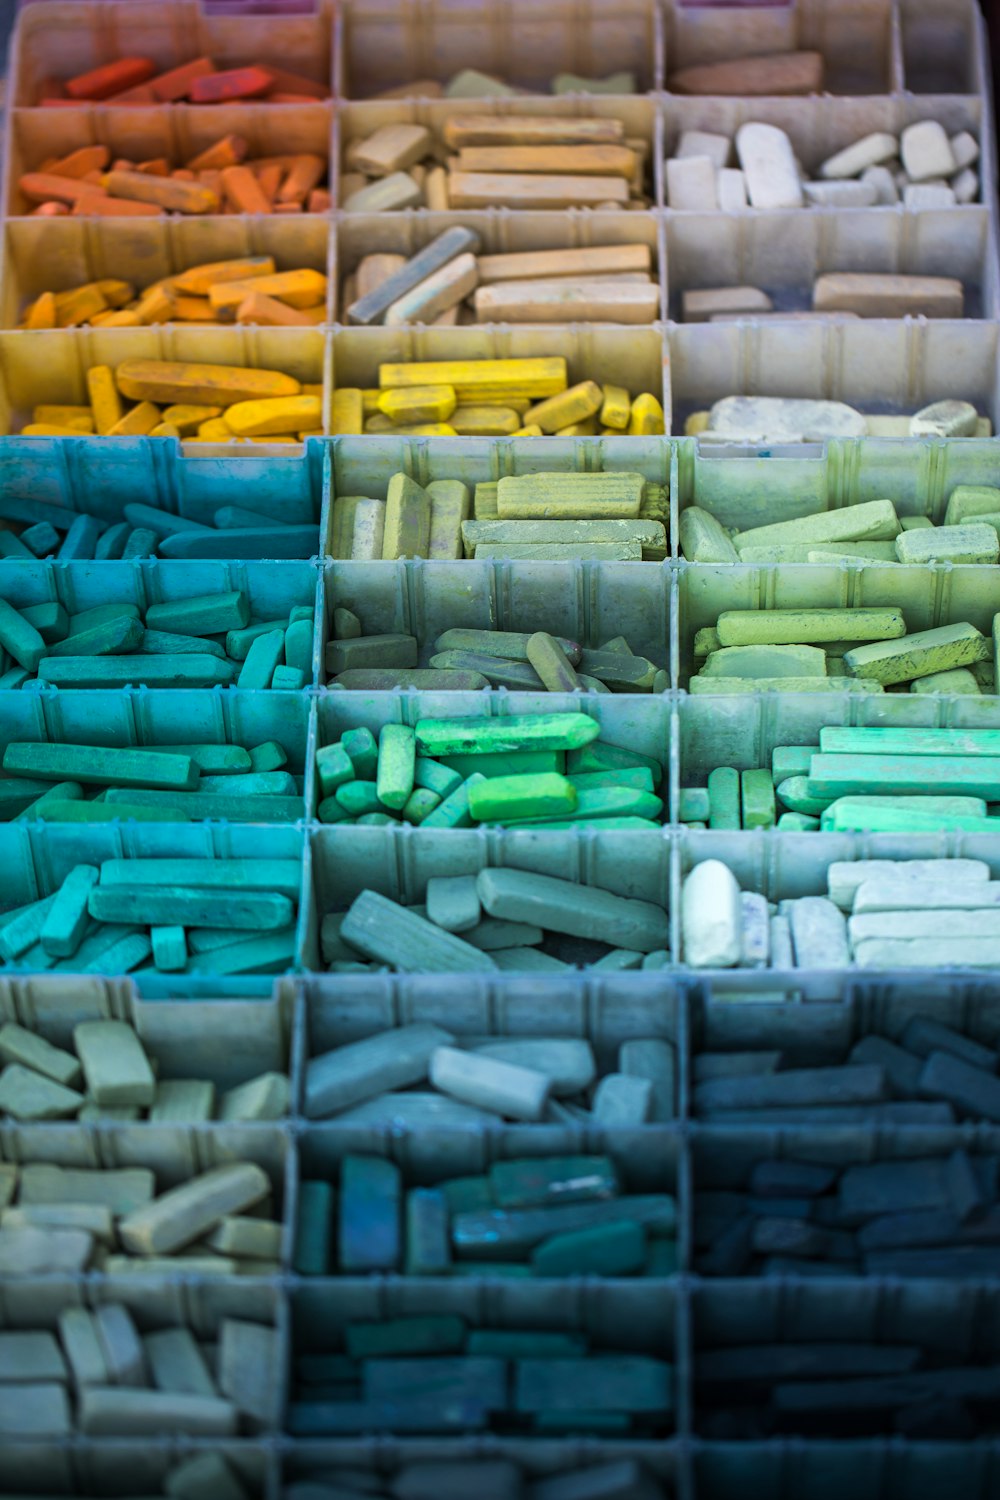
left=0, top=0, right=994, bottom=435
left=0, top=971, right=997, bottom=1497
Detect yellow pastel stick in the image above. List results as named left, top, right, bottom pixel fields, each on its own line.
left=23, top=292, right=56, bottom=330
left=514, top=424, right=544, bottom=436
left=600, top=384, right=631, bottom=431
left=198, top=418, right=235, bottom=440
left=685, top=410, right=710, bottom=436
left=378, top=385, right=457, bottom=424
left=21, top=423, right=84, bottom=436
left=162, top=404, right=222, bottom=433
left=209, top=269, right=327, bottom=316
left=361, top=388, right=382, bottom=414
left=116, top=361, right=300, bottom=406
left=331, top=389, right=363, bottom=434
left=384, top=423, right=459, bottom=436
left=225, top=395, right=322, bottom=438
left=172, top=257, right=276, bottom=297
left=108, top=401, right=162, bottom=437
left=377, top=358, right=567, bottom=401
left=450, top=405, right=520, bottom=436
left=628, top=392, right=665, bottom=435
left=33, top=405, right=94, bottom=432
left=525, top=380, right=603, bottom=434
left=150, top=422, right=181, bottom=438
left=87, top=365, right=123, bottom=434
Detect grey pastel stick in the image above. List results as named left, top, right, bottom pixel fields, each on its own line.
left=347, top=227, right=481, bottom=325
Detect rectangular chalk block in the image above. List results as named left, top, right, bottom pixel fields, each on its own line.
left=74, top=1021, right=155, bottom=1107
left=339, top=1155, right=402, bottom=1271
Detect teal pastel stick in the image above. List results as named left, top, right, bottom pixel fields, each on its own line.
left=40, top=865, right=99, bottom=959
left=3, top=743, right=198, bottom=790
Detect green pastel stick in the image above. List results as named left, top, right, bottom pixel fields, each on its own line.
left=0, top=599, right=46, bottom=672
left=316, top=744, right=355, bottom=797
left=402, top=789, right=440, bottom=823
left=341, top=891, right=496, bottom=974
left=414, top=757, right=461, bottom=799
left=741, top=768, right=776, bottom=828
left=238, top=629, right=285, bottom=690
left=678, top=786, right=710, bottom=820
left=505, top=816, right=658, bottom=831
left=566, top=741, right=663, bottom=788
left=38, top=656, right=237, bottom=689
left=708, top=766, right=740, bottom=829
left=15, top=781, right=85, bottom=820
left=820, top=795, right=987, bottom=830
left=341, top=727, right=378, bottom=780
left=154, top=746, right=251, bottom=773
left=19, top=604, right=69, bottom=643
left=357, top=812, right=395, bottom=825
left=273, top=665, right=305, bottom=690
left=151, top=926, right=187, bottom=972
left=88, top=885, right=293, bottom=931
left=294, top=1180, right=332, bottom=1276
left=377, top=724, right=416, bottom=811
left=771, top=746, right=814, bottom=784
left=99, top=858, right=302, bottom=898
left=806, top=753, right=1000, bottom=799
left=532, top=1220, right=646, bottom=1276
left=198, top=771, right=296, bottom=796
left=335, top=782, right=383, bottom=817
left=824, top=803, right=1000, bottom=834
left=572, top=768, right=656, bottom=795
left=226, top=620, right=287, bottom=660
left=0, top=778, right=58, bottom=816
left=141, top=630, right=226, bottom=659
left=318, top=797, right=350, bottom=823
left=776, top=776, right=831, bottom=815
left=0, top=895, right=58, bottom=962
left=45, top=616, right=144, bottom=659
left=39, top=865, right=99, bottom=958
left=103, top=788, right=303, bottom=821
left=144, top=591, right=249, bottom=637
left=3, top=743, right=197, bottom=791
left=284, top=617, right=313, bottom=677
left=249, top=741, right=288, bottom=773
left=420, top=773, right=486, bottom=829
left=25, top=800, right=189, bottom=823
left=415, top=712, right=600, bottom=757
left=777, top=812, right=821, bottom=830
left=469, top=773, right=576, bottom=822
left=716, top=607, right=905, bottom=645
left=504, top=786, right=662, bottom=824
left=186, top=927, right=297, bottom=975
left=439, top=749, right=563, bottom=779
left=819, top=726, right=1000, bottom=758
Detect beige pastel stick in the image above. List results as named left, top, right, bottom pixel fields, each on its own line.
left=477, top=244, right=651, bottom=282
left=448, top=172, right=629, bottom=209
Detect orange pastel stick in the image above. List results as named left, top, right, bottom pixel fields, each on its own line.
left=20, top=172, right=96, bottom=205
left=39, top=100, right=82, bottom=109
left=172, top=169, right=196, bottom=181
left=47, top=145, right=111, bottom=179
left=63, top=57, right=156, bottom=101
left=105, top=84, right=158, bottom=104
left=277, top=153, right=325, bottom=204
left=188, top=67, right=274, bottom=104
left=148, top=56, right=215, bottom=102
left=136, top=159, right=170, bottom=176
left=220, top=165, right=270, bottom=214
left=273, top=201, right=303, bottom=214
left=31, top=202, right=70, bottom=217
left=260, top=66, right=328, bottom=99
left=256, top=163, right=283, bottom=202
left=307, top=189, right=331, bottom=213
left=173, top=296, right=218, bottom=321
left=186, top=135, right=248, bottom=172
left=71, top=195, right=162, bottom=217
left=236, top=291, right=314, bottom=326
left=267, top=93, right=323, bottom=104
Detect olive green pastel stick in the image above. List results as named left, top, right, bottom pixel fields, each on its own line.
left=575, top=650, right=658, bottom=691
left=733, top=499, right=900, bottom=553
left=527, top=633, right=580, bottom=692
left=716, top=608, right=906, bottom=646
left=3, top=743, right=198, bottom=791
left=88, top=886, right=293, bottom=930
left=429, top=651, right=545, bottom=691
left=462, top=520, right=665, bottom=556
left=45, top=615, right=143, bottom=660
left=416, top=712, right=600, bottom=758
left=141, top=630, right=226, bottom=659
left=38, top=657, right=238, bottom=689
left=402, top=789, right=440, bottom=823
left=331, top=669, right=490, bottom=691
left=688, top=676, right=883, bottom=694
left=104, top=789, right=304, bottom=822
left=154, top=746, right=252, bottom=774
left=468, top=773, right=577, bottom=823
left=100, top=858, right=302, bottom=898
left=0, top=599, right=46, bottom=673
left=326, top=635, right=419, bottom=673
left=844, top=622, right=989, bottom=685
left=377, top=725, right=416, bottom=810
left=433, top=629, right=582, bottom=663
left=144, top=592, right=249, bottom=637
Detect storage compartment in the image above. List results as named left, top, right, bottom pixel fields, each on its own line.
left=0, top=323, right=326, bottom=436
left=335, top=210, right=664, bottom=323
left=0, top=213, right=332, bottom=332
left=9, top=0, right=335, bottom=107
left=696, top=1440, right=1000, bottom=1500
left=339, top=0, right=661, bottom=98
left=663, top=0, right=896, bottom=94
left=899, top=0, right=984, bottom=94
left=665, top=206, right=995, bottom=323
left=668, top=317, right=1000, bottom=438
